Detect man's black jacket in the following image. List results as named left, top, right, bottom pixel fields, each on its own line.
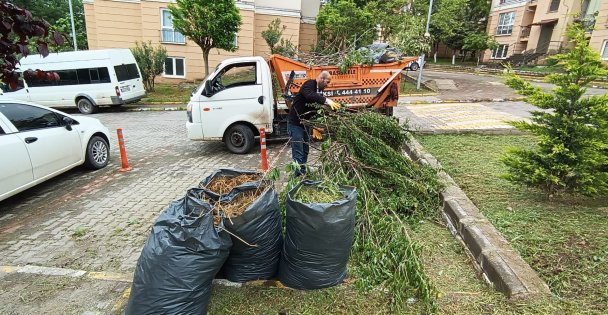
left=288, top=79, right=327, bottom=127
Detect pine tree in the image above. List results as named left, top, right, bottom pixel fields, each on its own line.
left=503, top=22, right=608, bottom=196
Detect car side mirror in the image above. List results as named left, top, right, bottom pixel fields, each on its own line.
left=203, top=80, right=213, bottom=97
left=63, top=116, right=74, bottom=131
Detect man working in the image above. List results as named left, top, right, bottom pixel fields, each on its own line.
left=287, top=71, right=340, bottom=176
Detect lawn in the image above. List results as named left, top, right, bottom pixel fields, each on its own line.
left=140, top=83, right=193, bottom=104
left=417, top=134, right=608, bottom=313
left=400, top=79, right=434, bottom=95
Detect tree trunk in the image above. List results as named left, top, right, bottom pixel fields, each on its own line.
left=433, top=52, right=437, bottom=63
left=203, top=49, right=210, bottom=78
left=452, top=54, right=455, bottom=65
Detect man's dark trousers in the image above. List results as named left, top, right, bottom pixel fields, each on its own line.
left=287, top=123, right=310, bottom=176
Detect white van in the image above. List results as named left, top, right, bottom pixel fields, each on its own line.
left=0, top=49, right=146, bottom=114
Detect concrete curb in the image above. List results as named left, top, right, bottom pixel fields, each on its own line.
left=404, top=137, right=551, bottom=300
left=400, top=98, right=526, bottom=104
left=424, top=65, right=608, bottom=88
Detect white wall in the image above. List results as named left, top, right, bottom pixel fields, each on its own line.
left=255, top=0, right=301, bottom=11
left=301, top=0, right=321, bottom=19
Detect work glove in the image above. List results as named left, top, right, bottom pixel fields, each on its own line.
left=312, top=128, right=323, bottom=140
left=327, top=99, right=341, bottom=111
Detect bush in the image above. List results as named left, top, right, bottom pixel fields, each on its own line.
left=131, top=41, right=167, bottom=92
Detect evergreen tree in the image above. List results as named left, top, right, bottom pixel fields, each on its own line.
left=503, top=22, right=608, bottom=196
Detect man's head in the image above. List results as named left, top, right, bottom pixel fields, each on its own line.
left=316, top=71, right=331, bottom=90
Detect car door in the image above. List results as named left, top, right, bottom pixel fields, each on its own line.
left=0, top=103, right=82, bottom=180
left=0, top=114, right=33, bottom=198
left=200, top=61, right=264, bottom=138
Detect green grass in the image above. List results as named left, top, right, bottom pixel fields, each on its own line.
left=517, top=65, right=564, bottom=74
left=426, top=58, right=479, bottom=67
left=417, top=134, right=608, bottom=313
left=140, top=84, right=192, bottom=104
left=400, top=80, right=434, bottom=95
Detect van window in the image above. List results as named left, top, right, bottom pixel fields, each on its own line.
left=0, top=78, right=25, bottom=92
left=26, top=67, right=111, bottom=87
left=0, top=103, right=61, bottom=132
left=114, top=64, right=140, bottom=81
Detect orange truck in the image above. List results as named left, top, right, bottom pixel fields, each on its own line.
left=269, top=54, right=418, bottom=116
left=186, top=54, right=417, bottom=153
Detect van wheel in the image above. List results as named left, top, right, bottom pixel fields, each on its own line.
left=84, top=136, right=109, bottom=170
left=224, top=124, right=254, bottom=154
left=409, top=62, right=419, bottom=71
left=77, top=98, right=99, bottom=114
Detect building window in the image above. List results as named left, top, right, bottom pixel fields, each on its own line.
left=164, top=57, right=185, bottom=78
left=496, top=12, right=515, bottom=35
left=234, top=32, right=238, bottom=48
left=548, top=0, right=559, bottom=12
left=161, top=9, right=185, bottom=44
left=491, top=44, right=509, bottom=59
left=602, top=41, right=608, bottom=60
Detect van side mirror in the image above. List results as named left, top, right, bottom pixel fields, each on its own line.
left=203, top=80, right=213, bottom=97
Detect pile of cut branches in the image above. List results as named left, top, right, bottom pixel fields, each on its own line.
left=304, top=110, right=442, bottom=312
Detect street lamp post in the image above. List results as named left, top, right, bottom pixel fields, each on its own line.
left=68, top=0, right=77, bottom=51
left=416, top=0, right=434, bottom=90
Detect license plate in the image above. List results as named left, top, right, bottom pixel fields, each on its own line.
left=120, top=85, right=131, bottom=92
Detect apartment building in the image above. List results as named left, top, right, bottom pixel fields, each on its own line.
left=482, top=0, right=608, bottom=63
left=83, top=0, right=321, bottom=81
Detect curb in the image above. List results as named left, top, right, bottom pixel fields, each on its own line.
left=424, top=65, right=608, bottom=89
left=124, top=105, right=187, bottom=112
left=403, top=138, right=551, bottom=300
left=400, top=98, right=526, bottom=104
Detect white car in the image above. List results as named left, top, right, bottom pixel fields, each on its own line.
left=407, top=57, right=426, bottom=71
left=0, top=99, right=111, bottom=202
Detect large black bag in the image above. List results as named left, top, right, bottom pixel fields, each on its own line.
left=220, top=181, right=283, bottom=282
left=278, top=180, right=357, bottom=290
left=199, top=168, right=261, bottom=199
left=125, top=189, right=232, bottom=315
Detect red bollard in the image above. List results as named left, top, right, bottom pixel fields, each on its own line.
left=260, top=128, right=269, bottom=171
left=116, top=128, right=132, bottom=172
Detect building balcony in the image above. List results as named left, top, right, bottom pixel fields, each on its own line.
left=498, top=0, right=526, bottom=6
left=160, top=29, right=186, bottom=44
left=520, top=26, right=531, bottom=38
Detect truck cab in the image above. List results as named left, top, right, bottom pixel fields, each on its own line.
left=186, top=56, right=279, bottom=154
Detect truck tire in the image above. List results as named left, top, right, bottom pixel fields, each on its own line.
left=77, top=98, right=99, bottom=114
left=409, top=62, right=419, bottom=71
left=225, top=124, right=255, bottom=154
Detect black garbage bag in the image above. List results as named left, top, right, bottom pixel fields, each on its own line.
left=198, top=168, right=261, bottom=199
left=278, top=180, right=357, bottom=290
left=220, top=181, right=283, bottom=282
left=125, top=189, right=232, bottom=315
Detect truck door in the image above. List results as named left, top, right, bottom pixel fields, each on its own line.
left=200, top=61, right=264, bottom=138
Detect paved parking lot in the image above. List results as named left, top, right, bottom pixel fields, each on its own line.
left=0, top=110, right=292, bottom=314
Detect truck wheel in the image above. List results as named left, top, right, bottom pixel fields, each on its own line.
left=84, top=136, right=109, bottom=170
left=225, top=124, right=254, bottom=154
left=409, top=62, right=419, bottom=71
left=77, top=98, right=99, bottom=114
